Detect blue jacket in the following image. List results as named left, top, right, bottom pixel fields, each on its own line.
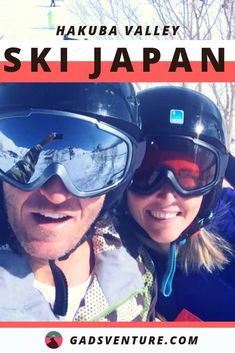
left=155, top=187, right=235, bottom=321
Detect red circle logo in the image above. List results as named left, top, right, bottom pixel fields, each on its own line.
left=45, top=331, right=63, bottom=349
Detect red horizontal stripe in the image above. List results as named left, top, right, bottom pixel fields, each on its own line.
left=0, top=61, right=233, bottom=82
left=0, top=321, right=234, bottom=328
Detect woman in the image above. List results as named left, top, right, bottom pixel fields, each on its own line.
left=116, top=86, right=235, bottom=321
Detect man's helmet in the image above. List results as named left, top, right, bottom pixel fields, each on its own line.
left=0, top=83, right=145, bottom=244
left=0, top=83, right=145, bottom=201
left=130, top=85, right=229, bottom=241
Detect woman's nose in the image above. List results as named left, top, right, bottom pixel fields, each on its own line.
left=39, top=176, right=73, bottom=204
left=152, top=181, right=178, bottom=201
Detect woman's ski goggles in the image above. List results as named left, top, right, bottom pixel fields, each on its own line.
left=130, top=136, right=226, bottom=196
left=0, top=109, right=145, bottom=197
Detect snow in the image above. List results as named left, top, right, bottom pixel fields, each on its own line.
left=0, top=140, right=127, bottom=189
left=0, top=0, right=66, bottom=40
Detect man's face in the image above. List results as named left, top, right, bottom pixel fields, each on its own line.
left=3, top=176, right=105, bottom=260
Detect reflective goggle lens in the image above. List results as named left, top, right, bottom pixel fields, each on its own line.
left=131, top=137, right=217, bottom=194
left=0, top=111, right=131, bottom=195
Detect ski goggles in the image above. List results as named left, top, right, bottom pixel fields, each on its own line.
left=130, top=136, right=225, bottom=196
left=0, top=109, right=145, bottom=197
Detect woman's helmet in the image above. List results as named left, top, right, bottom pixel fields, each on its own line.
left=130, top=85, right=229, bottom=241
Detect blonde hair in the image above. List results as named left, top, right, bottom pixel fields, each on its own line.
left=177, top=228, right=233, bottom=274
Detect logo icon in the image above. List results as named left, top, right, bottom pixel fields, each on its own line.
left=170, top=109, right=184, bottom=124
left=45, top=331, right=63, bottom=349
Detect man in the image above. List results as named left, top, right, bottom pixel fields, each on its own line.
left=0, top=83, right=156, bottom=321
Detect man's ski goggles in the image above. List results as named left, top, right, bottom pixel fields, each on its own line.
left=130, top=136, right=226, bottom=196
left=0, top=109, right=145, bottom=197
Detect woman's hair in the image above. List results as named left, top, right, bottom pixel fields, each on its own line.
left=176, top=228, right=233, bottom=274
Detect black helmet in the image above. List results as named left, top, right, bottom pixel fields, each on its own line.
left=0, top=83, right=145, bottom=243
left=137, top=85, right=228, bottom=152
left=131, top=85, right=229, bottom=242
left=0, top=83, right=145, bottom=203
left=0, top=82, right=141, bottom=127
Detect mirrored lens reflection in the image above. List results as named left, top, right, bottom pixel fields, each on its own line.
left=0, top=115, right=129, bottom=192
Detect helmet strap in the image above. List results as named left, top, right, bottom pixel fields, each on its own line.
left=160, top=210, right=214, bottom=297
left=49, top=260, right=68, bottom=316
left=160, top=242, right=177, bottom=297
left=175, top=210, right=214, bottom=245
left=161, top=238, right=186, bottom=297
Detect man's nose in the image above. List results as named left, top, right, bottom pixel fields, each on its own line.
left=39, top=176, right=73, bottom=204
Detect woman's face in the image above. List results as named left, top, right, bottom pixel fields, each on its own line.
left=127, top=182, right=203, bottom=252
